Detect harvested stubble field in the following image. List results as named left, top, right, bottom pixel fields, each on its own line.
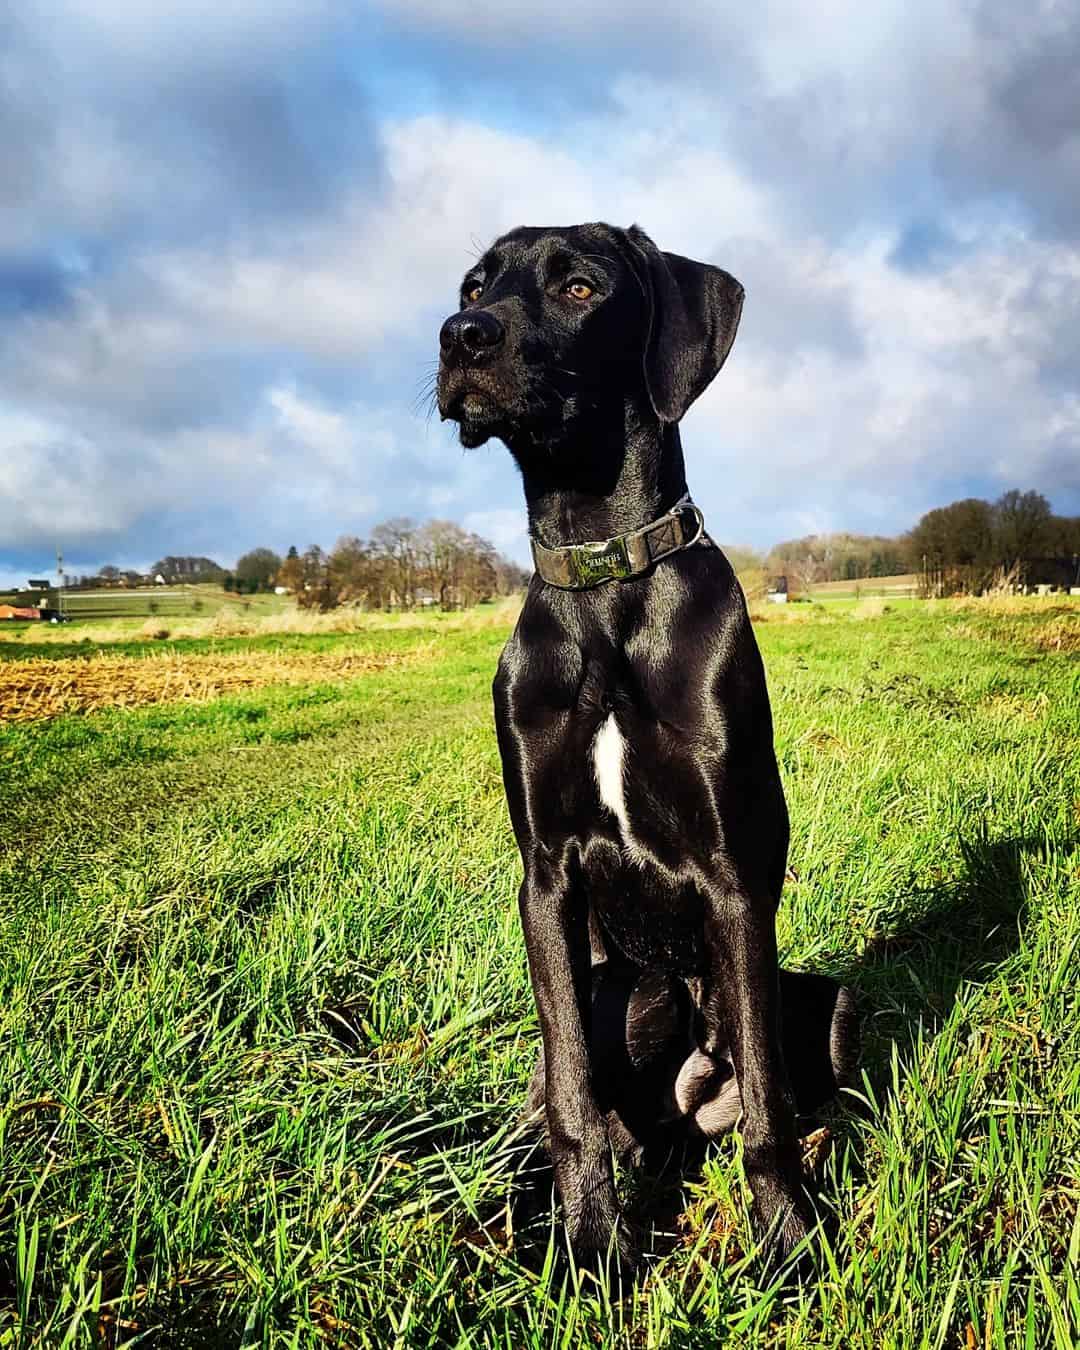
left=0, top=646, right=431, bottom=723
left=0, top=596, right=1078, bottom=1347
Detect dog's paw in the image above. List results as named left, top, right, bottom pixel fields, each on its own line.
left=748, top=1177, right=816, bottom=1273
left=569, top=1209, right=639, bottom=1282
left=564, top=1176, right=639, bottom=1280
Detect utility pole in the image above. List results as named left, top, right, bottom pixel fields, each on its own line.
left=56, top=548, right=64, bottom=620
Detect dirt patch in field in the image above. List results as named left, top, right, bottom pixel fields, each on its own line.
left=0, top=645, right=431, bottom=723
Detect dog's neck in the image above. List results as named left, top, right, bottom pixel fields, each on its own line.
left=511, top=405, right=689, bottom=547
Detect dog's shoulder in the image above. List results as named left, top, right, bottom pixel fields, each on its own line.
left=493, top=585, right=585, bottom=706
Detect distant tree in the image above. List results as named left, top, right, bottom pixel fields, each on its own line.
left=276, top=545, right=305, bottom=595
left=235, top=548, right=282, bottom=593
left=371, top=518, right=418, bottom=609
left=295, top=544, right=334, bottom=609
left=992, top=490, right=1053, bottom=568
left=152, top=555, right=226, bottom=584
left=415, top=520, right=465, bottom=609
left=721, top=545, right=767, bottom=602
left=767, top=533, right=907, bottom=587
left=904, top=489, right=1071, bottom=593
left=947, top=499, right=995, bottom=566
left=494, top=557, right=531, bottom=594
left=905, top=498, right=994, bottom=570
left=302, top=545, right=327, bottom=587
left=268, top=518, right=529, bottom=613
left=326, top=536, right=370, bottom=606
left=768, top=537, right=831, bottom=591
left=723, top=545, right=764, bottom=576
left=1049, top=515, right=1080, bottom=560
left=463, top=531, right=499, bottom=604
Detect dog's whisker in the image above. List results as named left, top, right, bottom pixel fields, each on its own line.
left=410, top=382, right=441, bottom=416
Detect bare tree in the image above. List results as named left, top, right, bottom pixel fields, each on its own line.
left=370, top=518, right=418, bottom=609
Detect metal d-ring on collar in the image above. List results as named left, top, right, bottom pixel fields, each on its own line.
left=529, top=495, right=707, bottom=590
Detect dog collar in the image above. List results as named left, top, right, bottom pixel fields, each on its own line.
left=530, top=498, right=706, bottom=589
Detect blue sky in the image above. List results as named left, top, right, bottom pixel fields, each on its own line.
left=2, top=0, right=1079, bottom=586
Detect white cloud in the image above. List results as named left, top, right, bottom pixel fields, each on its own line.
left=681, top=227, right=1080, bottom=540
left=375, top=1, right=1080, bottom=238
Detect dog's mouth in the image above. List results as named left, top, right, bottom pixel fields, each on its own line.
left=437, top=358, right=569, bottom=452
left=437, top=370, right=511, bottom=446
left=438, top=374, right=499, bottom=416
left=456, top=390, right=496, bottom=419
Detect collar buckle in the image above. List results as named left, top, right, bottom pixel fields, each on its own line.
left=569, top=535, right=634, bottom=587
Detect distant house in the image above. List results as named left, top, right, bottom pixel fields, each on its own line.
left=767, top=575, right=789, bottom=605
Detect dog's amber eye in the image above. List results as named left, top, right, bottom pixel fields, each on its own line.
left=564, top=281, right=593, bottom=301
left=464, top=283, right=483, bottom=303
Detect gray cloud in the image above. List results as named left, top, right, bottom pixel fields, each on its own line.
left=934, top=1, right=1080, bottom=238
left=1, top=3, right=376, bottom=254
left=2, top=0, right=1079, bottom=584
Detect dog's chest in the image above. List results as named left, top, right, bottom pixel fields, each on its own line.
left=591, top=713, right=628, bottom=820
left=586, top=710, right=708, bottom=973
left=590, top=712, right=647, bottom=863
left=585, top=705, right=708, bottom=871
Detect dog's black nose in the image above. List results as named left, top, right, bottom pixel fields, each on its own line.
left=439, top=310, right=504, bottom=360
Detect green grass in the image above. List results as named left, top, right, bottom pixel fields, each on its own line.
left=1, top=601, right=1078, bottom=1346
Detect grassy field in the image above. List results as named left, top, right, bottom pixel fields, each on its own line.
left=0, top=597, right=1077, bottom=1347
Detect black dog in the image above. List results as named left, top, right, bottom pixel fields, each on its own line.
left=437, top=222, right=854, bottom=1266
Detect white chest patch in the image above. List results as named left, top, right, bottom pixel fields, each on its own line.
left=591, top=713, right=633, bottom=839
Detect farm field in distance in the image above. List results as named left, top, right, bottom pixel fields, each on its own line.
left=0, top=596, right=1078, bottom=1346
left=0, top=584, right=294, bottom=629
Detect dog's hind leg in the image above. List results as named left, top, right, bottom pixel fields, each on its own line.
left=683, top=971, right=858, bottom=1138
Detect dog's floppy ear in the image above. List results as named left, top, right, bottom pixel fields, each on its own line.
left=623, top=224, right=744, bottom=424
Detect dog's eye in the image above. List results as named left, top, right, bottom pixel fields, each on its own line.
left=564, top=280, right=594, bottom=301
left=464, top=283, right=483, bottom=304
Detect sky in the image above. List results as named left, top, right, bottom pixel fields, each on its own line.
left=2, top=0, right=1079, bottom=586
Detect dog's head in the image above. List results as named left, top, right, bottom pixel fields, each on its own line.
left=437, top=222, right=743, bottom=455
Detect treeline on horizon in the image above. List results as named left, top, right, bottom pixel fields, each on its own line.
left=229, top=520, right=532, bottom=610
left=59, top=489, right=1080, bottom=606
left=756, top=489, right=1080, bottom=594
left=59, top=519, right=529, bottom=611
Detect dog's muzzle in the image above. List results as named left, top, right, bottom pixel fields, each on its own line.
left=530, top=499, right=706, bottom=589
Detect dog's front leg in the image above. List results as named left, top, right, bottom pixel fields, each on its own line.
left=699, top=886, right=812, bottom=1259
left=518, top=855, right=628, bottom=1268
